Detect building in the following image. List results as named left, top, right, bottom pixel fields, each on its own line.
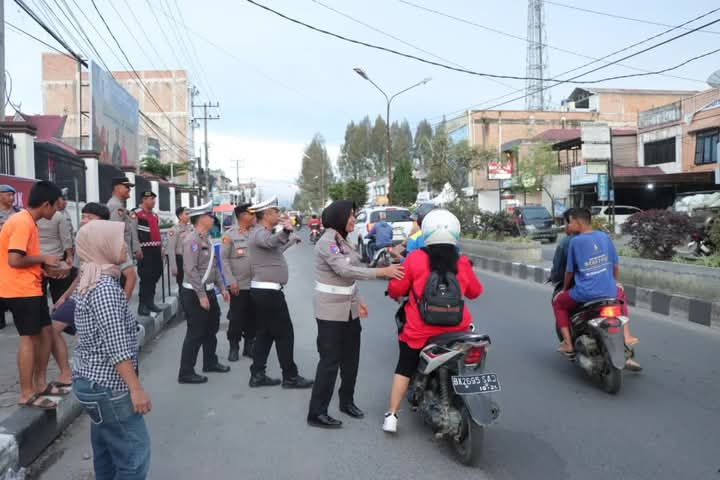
left=366, top=177, right=389, bottom=206
left=41, top=53, right=192, bottom=182
left=448, top=87, right=698, bottom=211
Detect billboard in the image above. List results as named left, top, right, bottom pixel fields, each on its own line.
left=488, top=161, right=513, bottom=180
left=89, top=61, right=139, bottom=167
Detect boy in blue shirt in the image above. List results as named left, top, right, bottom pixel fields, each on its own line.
left=552, top=208, right=636, bottom=355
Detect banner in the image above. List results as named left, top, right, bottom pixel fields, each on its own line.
left=89, top=61, right=139, bottom=167
left=0, top=174, right=36, bottom=209
left=488, top=161, right=513, bottom=180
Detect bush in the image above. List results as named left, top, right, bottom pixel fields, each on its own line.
left=622, top=209, right=693, bottom=260
left=591, top=215, right=611, bottom=234
left=477, top=211, right=516, bottom=240
left=708, top=218, right=720, bottom=250
left=446, top=199, right=482, bottom=238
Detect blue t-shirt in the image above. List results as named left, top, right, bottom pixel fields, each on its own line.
left=368, top=221, right=393, bottom=248
left=567, top=231, right=619, bottom=303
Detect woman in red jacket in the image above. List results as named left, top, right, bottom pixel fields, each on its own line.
left=383, top=209, right=483, bottom=433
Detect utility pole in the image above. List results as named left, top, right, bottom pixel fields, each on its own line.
left=192, top=99, right=219, bottom=201
left=1, top=0, right=5, bottom=111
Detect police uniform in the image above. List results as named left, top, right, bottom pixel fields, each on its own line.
left=37, top=210, right=76, bottom=303
left=178, top=203, right=230, bottom=384
left=247, top=196, right=312, bottom=389
left=0, top=206, right=20, bottom=232
left=134, top=192, right=163, bottom=315
left=107, top=178, right=141, bottom=262
left=167, top=218, right=193, bottom=287
left=307, top=225, right=377, bottom=427
left=220, top=208, right=255, bottom=360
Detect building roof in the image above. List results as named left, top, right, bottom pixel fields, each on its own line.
left=504, top=128, right=637, bottom=151
left=5, top=113, right=67, bottom=141
left=567, top=87, right=698, bottom=102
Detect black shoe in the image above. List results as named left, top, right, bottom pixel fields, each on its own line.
left=282, top=375, right=314, bottom=389
left=0, top=319, right=6, bottom=330
left=242, top=338, right=255, bottom=358
left=178, top=373, right=208, bottom=384
left=203, top=363, right=231, bottom=373
left=148, top=304, right=163, bottom=313
left=307, top=413, right=343, bottom=429
left=138, top=305, right=151, bottom=316
left=249, top=373, right=282, bottom=388
left=228, top=344, right=240, bottom=362
left=339, top=403, right=365, bottom=419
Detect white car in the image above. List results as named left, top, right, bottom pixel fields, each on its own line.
left=353, top=206, right=414, bottom=261
left=590, top=205, right=642, bottom=233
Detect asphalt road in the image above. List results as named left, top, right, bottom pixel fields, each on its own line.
left=33, top=233, right=720, bottom=480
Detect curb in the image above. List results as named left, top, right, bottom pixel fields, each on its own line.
left=0, top=296, right=178, bottom=476
left=467, top=254, right=720, bottom=329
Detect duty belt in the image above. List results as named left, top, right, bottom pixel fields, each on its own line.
left=251, top=281, right=282, bottom=290
left=182, top=282, right=215, bottom=291
left=315, top=282, right=356, bottom=295
left=140, top=241, right=161, bottom=247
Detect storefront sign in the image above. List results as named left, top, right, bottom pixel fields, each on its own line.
left=488, top=161, right=513, bottom=180
left=0, top=174, right=36, bottom=209
left=570, top=165, right=598, bottom=186
left=638, top=101, right=682, bottom=129
left=598, top=174, right=609, bottom=201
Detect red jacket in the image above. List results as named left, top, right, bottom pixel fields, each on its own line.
left=388, top=249, right=483, bottom=349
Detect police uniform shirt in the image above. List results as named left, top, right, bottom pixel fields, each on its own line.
left=314, top=228, right=376, bottom=321
left=183, top=230, right=223, bottom=299
left=220, top=227, right=253, bottom=290
left=248, top=226, right=293, bottom=285
left=61, top=209, right=75, bottom=249
left=0, top=207, right=19, bottom=231
left=37, top=211, right=74, bottom=257
left=108, top=195, right=141, bottom=256
left=167, top=222, right=193, bottom=272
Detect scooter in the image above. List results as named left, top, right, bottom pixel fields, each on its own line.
left=369, top=245, right=395, bottom=268
left=309, top=225, right=323, bottom=244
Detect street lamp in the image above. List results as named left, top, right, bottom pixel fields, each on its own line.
left=353, top=67, right=431, bottom=204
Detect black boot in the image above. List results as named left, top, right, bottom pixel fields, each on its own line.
left=138, top=304, right=151, bottom=317
left=228, top=341, right=240, bottom=362
left=242, top=338, right=255, bottom=358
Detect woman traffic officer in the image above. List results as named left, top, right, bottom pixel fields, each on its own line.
left=307, top=200, right=403, bottom=429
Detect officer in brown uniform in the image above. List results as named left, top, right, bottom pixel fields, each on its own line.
left=178, top=203, right=231, bottom=384
left=167, top=206, right=192, bottom=318
left=307, top=200, right=403, bottom=428
left=220, top=203, right=256, bottom=362
left=107, top=177, right=140, bottom=294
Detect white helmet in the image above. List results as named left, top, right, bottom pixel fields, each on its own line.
left=422, top=209, right=461, bottom=246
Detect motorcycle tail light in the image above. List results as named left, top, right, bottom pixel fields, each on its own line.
left=464, top=346, right=485, bottom=365
left=599, top=306, right=621, bottom=318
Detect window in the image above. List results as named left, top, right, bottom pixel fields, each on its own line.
left=370, top=209, right=411, bottom=223
left=695, top=129, right=719, bottom=165
left=356, top=212, right=367, bottom=223
left=518, top=207, right=551, bottom=220
left=644, top=138, right=676, bottom=166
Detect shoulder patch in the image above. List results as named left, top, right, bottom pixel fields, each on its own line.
left=168, top=230, right=174, bottom=237
left=329, top=242, right=340, bottom=255
left=222, top=236, right=229, bottom=244
left=117, top=208, right=125, bottom=217
left=191, top=241, right=199, bottom=253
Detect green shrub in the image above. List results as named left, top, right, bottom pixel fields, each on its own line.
left=622, top=209, right=693, bottom=260
left=446, top=199, right=482, bottom=239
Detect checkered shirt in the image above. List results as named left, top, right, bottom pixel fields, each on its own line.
left=72, top=275, right=138, bottom=391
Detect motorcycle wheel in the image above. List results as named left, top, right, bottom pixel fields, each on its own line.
left=451, top=405, right=484, bottom=467
left=600, top=347, right=623, bottom=394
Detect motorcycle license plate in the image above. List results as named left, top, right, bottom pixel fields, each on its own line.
left=451, top=373, right=501, bottom=395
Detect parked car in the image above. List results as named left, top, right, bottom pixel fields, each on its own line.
left=512, top=205, right=557, bottom=243
left=353, top=206, right=414, bottom=261
left=591, top=205, right=642, bottom=234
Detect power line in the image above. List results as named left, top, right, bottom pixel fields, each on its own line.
left=309, top=0, right=516, bottom=90
left=142, top=0, right=186, bottom=73
left=398, top=0, right=705, bottom=84
left=545, top=0, right=720, bottom=35
left=4, top=20, right=74, bottom=59
left=101, top=0, right=159, bottom=70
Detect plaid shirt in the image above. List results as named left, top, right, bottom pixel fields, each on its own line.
left=72, top=275, right=138, bottom=391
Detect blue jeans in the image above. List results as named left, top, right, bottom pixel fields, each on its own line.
left=73, top=378, right=151, bottom=480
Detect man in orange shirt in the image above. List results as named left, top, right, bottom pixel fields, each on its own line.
left=0, top=180, right=67, bottom=409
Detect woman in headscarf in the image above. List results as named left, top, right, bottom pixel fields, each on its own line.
left=71, top=220, right=152, bottom=479
left=307, top=200, right=404, bottom=429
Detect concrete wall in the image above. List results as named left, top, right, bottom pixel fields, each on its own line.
left=619, top=256, right=720, bottom=302
left=460, top=238, right=542, bottom=263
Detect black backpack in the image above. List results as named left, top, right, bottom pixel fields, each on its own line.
left=413, top=270, right=464, bottom=327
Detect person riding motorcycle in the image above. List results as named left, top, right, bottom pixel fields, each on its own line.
left=308, top=215, right=322, bottom=230
left=365, top=213, right=393, bottom=261
left=383, top=209, right=483, bottom=433
left=403, top=203, right=437, bottom=257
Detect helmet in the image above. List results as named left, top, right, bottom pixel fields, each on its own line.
left=413, top=202, right=436, bottom=225
left=422, top=209, right=461, bottom=246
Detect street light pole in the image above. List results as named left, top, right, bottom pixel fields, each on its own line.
left=353, top=68, right=431, bottom=204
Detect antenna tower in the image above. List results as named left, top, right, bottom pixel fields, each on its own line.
left=525, top=0, right=550, bottom=110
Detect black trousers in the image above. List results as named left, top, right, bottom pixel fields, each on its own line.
left=43, top=267, right=78, bottom=304
left=179, top=288, right=220, bottom=376
left=175, top=255, right=185, bottom=287
left=138, top=247, right=163, bottom=307
left=227, top=290, right=256, bottom=343
left=250, top=289, right=298, bottom=379
left=308, top=317, right=361, bottom=416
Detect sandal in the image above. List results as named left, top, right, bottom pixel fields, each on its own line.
left=40, top=382, right=71, bottom=396
left=19, top=394, right=57, bottom=410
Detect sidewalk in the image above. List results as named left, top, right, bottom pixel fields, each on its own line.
left=0, top=280, right=179, bottom=475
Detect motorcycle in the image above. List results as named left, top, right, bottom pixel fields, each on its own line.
left=309, top=225, right=323, bottom=244
left=688, top=232, right=714, bottom=257
left=369, top=244, right=395, bottom=268
left=406, top=328, right=501, bottom=466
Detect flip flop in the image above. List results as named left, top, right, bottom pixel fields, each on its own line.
left=625, top=338, right=639, bottom=346
left=40, top=382, right=71, bottom=396
left=19, top=394, right=57, bottom=410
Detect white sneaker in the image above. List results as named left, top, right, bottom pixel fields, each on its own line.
left=382, top=412, right=398, bottom=433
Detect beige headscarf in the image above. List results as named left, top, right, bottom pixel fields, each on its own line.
left=76, top=220, right=126, bottom=295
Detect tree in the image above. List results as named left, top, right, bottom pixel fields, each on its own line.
left=370, top=115, right=387, bottom=174
left=390, top=158, right=418, bottom=206
left=513, top=142, right=560, bottom=215
left=344, top=179, right=368, bottom=207
left=338, top=118, right=372, bottom=180
left=296, top=134, right=334, bottom=211
left=414, top=119, right=433, bottom=170
left=390, top=120, right=413, bottom=166
left=327, top=183, right=345, bottom=201
left=139, top=156, right=189, bottom=180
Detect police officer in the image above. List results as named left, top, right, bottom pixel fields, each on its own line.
left=37, top=202, right=75, bottom=302
left=107, top=177, right=139, bottom=294
left=167, top=206, right=193, bottom=294
left=134, top=191, right=163, bottom=316
left=307, top=200, right=403, bottom=428
left=220, top=203, right=256, bottom=362
left=0, top=184, right=20, bottom=329
left=247, top=196, right=313, bottom=389
left=58, top=188, right=75, bottom=246
left=178, top=203, right=231, bottom=384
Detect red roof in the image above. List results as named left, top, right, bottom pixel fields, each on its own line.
left=5, top=114, right=67, bottom=141
left=614, top=166, right=663, bottom=177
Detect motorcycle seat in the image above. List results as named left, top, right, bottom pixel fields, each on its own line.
left=580, top=298, right=622, bottom=309
left=427, top=331, right=491, bottom=347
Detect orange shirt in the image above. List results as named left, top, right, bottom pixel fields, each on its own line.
left=0, top=210, right=43, bottom=298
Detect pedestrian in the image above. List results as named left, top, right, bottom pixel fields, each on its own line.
left=107, top=177, right=139, bottom=296
left=0, top=180, right=69, bottom=409
left=58, top=188, right=76, bottom=246
left=307, top=200, right=404, bottom=429
left=220, top=203, right=256, bottom=362
left=247, top=196, right=313, bottom=389
left=71, top=220, right=152, bottom=480
left=167, top=206, right=193, bottom=291
left=0, top=184, right=20, bottom=331
left=134, top=192, right=163, bottom=316
left=178, top=203, right=231, bottom=384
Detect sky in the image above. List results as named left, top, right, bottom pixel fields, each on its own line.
left=4, top=0, right=720, bottom=205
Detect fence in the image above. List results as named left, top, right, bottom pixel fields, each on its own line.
left=34, top=142, right=86, bottom=201
left=0, top=132, right=15, bottom=175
